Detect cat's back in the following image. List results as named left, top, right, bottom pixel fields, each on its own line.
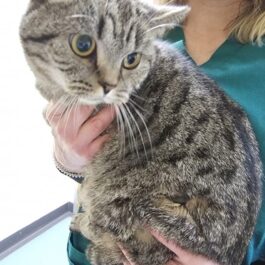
left=80, top=40, right=262, bottom=265
left=88, top=40, right=262, bottom=201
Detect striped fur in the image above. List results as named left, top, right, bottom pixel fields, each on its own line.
left=20, top=1, right=262, bottom=265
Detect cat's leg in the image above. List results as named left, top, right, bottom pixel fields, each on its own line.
left=75, top=211, right=125, bottom=265
left=88, top=242, right=123, bottom=265
left=121, top=235, right=175, bottom=265
left=70, top=212, right=84, bottom=232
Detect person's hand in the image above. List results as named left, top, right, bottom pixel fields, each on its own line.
left=119, top=229, right=219, bottom=265
left=45, top=100, right=115, bottom=174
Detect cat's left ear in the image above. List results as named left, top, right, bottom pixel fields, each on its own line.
left=28, top=0, right=72, bottom=12
left=47, top=0, right=73, bottom=2
left=29, top=0, right=72, bottom=6
left=144, top=4, right=190, bottom=37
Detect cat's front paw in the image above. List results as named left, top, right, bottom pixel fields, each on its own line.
left=70, top=213, right=83, bottom=232
left=89, top=198, right=135, bottom=241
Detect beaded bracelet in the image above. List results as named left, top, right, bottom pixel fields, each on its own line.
left=53, top=155, right=85, bottom=184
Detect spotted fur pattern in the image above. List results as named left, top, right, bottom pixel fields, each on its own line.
left=20, top=1, right=263, bottom=264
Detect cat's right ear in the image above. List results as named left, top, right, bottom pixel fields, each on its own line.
left=30, top=0, right=71, bottom=3
left=30, top=0, right=45, bottom=3
left=27, top=0, right=71, bottom=14
left=141, top=2, right=190, bottom=38
left=27, top=0, right=46, bottom=13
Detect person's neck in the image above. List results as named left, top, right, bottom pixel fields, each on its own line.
left=183, top=0, right=245, bottom=65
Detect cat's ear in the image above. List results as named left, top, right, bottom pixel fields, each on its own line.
left=143, top=3, right=190, bottom=37
left=29, top=0, right=45, bottom=6
left=27, top=0, right=71, bottom=12
left=30, top=0, right=72, bottom=4
left=47, top=0, right=73, bottom=2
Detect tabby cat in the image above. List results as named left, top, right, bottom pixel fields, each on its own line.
left=20, top=0, right=263, bottom=264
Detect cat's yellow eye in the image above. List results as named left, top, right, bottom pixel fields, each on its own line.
left=70, top=34, right=96, bottom=57
left=123, top=52, right=142, bottom=70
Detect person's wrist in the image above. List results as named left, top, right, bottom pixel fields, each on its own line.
left=53, top=139, right=90, bottom=171
left=53, top=154, right=85, bottom=183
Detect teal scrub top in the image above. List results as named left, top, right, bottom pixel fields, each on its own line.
left=67, top=29, right=265, bottom=264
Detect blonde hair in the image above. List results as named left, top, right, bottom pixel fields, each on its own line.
left=158, top=0, right=265, bottom=45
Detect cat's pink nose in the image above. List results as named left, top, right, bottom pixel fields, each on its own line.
left=99, top=80, right=117, bottom=95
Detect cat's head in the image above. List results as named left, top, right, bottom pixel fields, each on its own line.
left=20, top=0, right=189, bottom=105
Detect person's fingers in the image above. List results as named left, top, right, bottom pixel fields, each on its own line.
left=46, top=101, right=94, bottom=130
left=76, top=106, right=116, bottom=149
left=55, top=105, right=95, bottom=142
left=118, top=244, right=138, bottom=265
left=53, top=139, right=89, bottom=173
left=62, top=104, right=94, bottom=131
left=148, top=229, right=197, bottom=264
left=149, top=229, right=219, bottom=265
left=171, top=256, right=184, bottom=265
left=148, top=229, right=180, bottom=255
left=149, top=230, right=199, bottom=264
left=165, top=260, right=181, bottom=265
left=81, top=134, right=111, bottom=160
left=119, top=242, right=181, bottom=265
left=45, top=100, right=66, bottom=125
left=49, top=104, right=115, bottom=173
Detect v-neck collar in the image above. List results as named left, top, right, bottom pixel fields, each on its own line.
left=169, top=28, right=245, bottom=68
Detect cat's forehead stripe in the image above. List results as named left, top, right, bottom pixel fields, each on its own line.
left=135, top=25, right=144, bottom=49
left=21, top=33, right=59, bottom=44
left=25, top=50, right=49, bottom=63
left=98, top=16, right=105, bottom=39
left=117, top=0, right=133, bottom=24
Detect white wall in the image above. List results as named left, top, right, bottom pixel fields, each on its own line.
left=0, top=1, right=77, bottom=240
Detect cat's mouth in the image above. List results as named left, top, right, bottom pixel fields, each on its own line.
left=78, top=96, right=105, bottom=106
left=78, top=94, right=130, bottom=106
left=64, top=80, right=133, bottom=106
left=65, top=84, right=104, bottom=105
left=65, top=82, right=130, bottom=106
left=71, top=91, right=130, bottom=107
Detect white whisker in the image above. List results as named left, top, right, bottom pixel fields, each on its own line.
left=63, top=96, right=76, bottom=137
left=114, top=105, right=125, bottom=158
left=104, top=0, right=110, bottom=14
left=72, top=96, right=79, bottom=130
left=130, top=92, right=146, bottom=103
left=131, top=103, right=153, bottom=158
left=47, top=95, right=69, bottom=124
left=66, top=14, right=89, bottom=19
left=120, top=104, right=139, bottom=158
left=124, top=104, right=148, bottom=161
left=145, top=23, right=176, bottom=34
left=129, top=98, right=148, bottom=114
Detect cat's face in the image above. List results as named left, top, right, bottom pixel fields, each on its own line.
left=20, top=0, right=189, bottom=105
